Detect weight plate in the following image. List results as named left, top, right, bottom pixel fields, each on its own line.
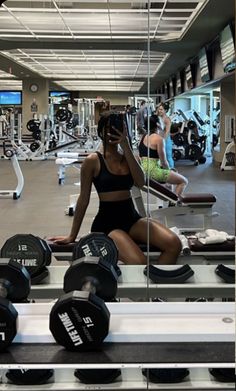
left=26, top=119, right=40, bottom=132
left=50, top=291, right=110, bottom=351
left=64, top=257, right=118, bottom=301
left=0, top=299, right=18, bottom=352
left=1, top=234, right=51, bottom=278
left=172, top=133, right=185, bottom=147
left=32, top=130, right=41, bottom=141
left=173, top=149, right=181, bottom=161
left=185, top=144, right=201, bottom=161
left=187, top=120, right=197, bottom=130
left=73, top=233, right=118, bottom=266
left=56, top=108, right=72, bottom=123
left=30, top=142, right=39, bottom=152
left=0, top=259, right=30, bottom=301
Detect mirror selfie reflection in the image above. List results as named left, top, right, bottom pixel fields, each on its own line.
left=0, top=0, right=234, bottom=389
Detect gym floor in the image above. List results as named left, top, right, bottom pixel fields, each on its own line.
left=0, top=156, right=234, bottom=249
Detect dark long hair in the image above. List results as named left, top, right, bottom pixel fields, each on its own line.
left=157, top=102, right=169, bottom=112
left=144, top=114, right=160, bottom=134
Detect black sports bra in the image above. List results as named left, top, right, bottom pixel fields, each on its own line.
left=138, top=135, right=159, bottom=159
left=93, top=152, right=134, bottom=193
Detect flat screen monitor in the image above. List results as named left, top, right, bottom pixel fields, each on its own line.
left=220, top=24, right=235, bottom=73
left=185, top=64, right=194, bottom=89
left=176, top=73, right=182, bottom=95
left=199, top=47, right=211, bottom=83
left=164, top=82, right=169, bottom=100
left=169, top=78, right=175, bottom=97
left=0, top=91, right=22, bottom=105
left=49, top=91, right=71, bottom=103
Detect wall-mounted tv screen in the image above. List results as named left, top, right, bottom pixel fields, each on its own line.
left=176, top=72, right=182, bottom=95
left=164, top=82, right=169, bottom=100
left=199, top=47, right=211, bottom=83
left=185, top=64, right=194, bottom=89
left=220, top=23, right=235, bottom=73
left=0, top=91, right=22, bottom=105
left=49, top=91, right=71, bottom=103
left=169, top=77, right=176, bottom=97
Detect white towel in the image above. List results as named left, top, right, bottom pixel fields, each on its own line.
left=196, top=229, right=234, bottom=244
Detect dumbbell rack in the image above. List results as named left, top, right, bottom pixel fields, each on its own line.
left=0, top=367, right=235, bottom=390
left=0, top=303, right=234, bottom=389
left=28, top=264, right=235, bottom=300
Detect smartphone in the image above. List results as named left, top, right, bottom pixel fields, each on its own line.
left=109, top=113, right=124, bottom=134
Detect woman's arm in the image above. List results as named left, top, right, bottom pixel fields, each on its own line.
left=121, top=136, right=145, bottom=188
left=49, top=155, right=95, bottom=244
left=163, top=116, right=171, bottom=138
left=156, top=136, right=170, bottom=169
left=109, top=122, right=145, bottom=188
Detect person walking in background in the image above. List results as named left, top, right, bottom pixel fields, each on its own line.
left=156, top=102, right=175, bottom=169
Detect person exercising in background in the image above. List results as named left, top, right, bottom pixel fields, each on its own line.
left=156, top=102, right=175, bottom=169
left=139, top=115, right=188, bottom=197
left=49, top=111, right=181, bottom=265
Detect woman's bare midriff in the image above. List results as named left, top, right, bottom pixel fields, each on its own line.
left=98, top=190, right=131, bottom=202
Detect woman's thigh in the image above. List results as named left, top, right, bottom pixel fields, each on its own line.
left=129, top=217, right=178, bottom=252
left=108, top=229, right=146, bottom=265
left=166, top=171, right=187, bottom=185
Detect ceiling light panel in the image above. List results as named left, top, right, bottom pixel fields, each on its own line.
left=1, top=49, right=169, bottom=81
left=0, top=1, right=209, bottom=41
left=0, top=80, right=22, bottom=90
left=0, top=69, right=16, bottom=78
left=54, top=79, right=144, bottom=92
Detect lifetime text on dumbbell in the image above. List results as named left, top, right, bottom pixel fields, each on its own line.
left=81, top=244, right=108, bottom=258
left=14, top=258, right=37, bottom=266
left=57, top=312, right=95, bottom=346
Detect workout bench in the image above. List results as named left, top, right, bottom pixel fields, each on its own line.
left=132, top=179, right=218, bottom=232
left=49, top=239, right=235, bottom=263
left=55, top=152, right=88, bottom=185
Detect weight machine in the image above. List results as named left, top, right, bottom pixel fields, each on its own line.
left=220, top=116, right=235, bottom=171
left=0, top=150, right=24, bottom=199
left=220, top=138, right=235, bottom=171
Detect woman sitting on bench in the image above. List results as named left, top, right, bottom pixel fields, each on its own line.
left=49, top=111, right=181, bottom=265
left=139, top=115, right=188, bottom=197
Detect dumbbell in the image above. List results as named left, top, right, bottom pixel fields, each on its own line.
left=74, top=368, right=121, bottom=384
left=1, top=234, right=52, bottom=284
left=6, top=369, right=54, bottom=385
left=0, top=259, right=31, bottom=351
left=49, top=256, right=118, bottom=351
left=209, top=368, right=235, bottom=383
left=142, top=368, right=189, bottom=383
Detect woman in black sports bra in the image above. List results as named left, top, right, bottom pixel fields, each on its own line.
left=49, top=111, right=181, bottom=265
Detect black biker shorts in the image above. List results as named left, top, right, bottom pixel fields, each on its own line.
left=91, top=198, right=142, bottom=235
